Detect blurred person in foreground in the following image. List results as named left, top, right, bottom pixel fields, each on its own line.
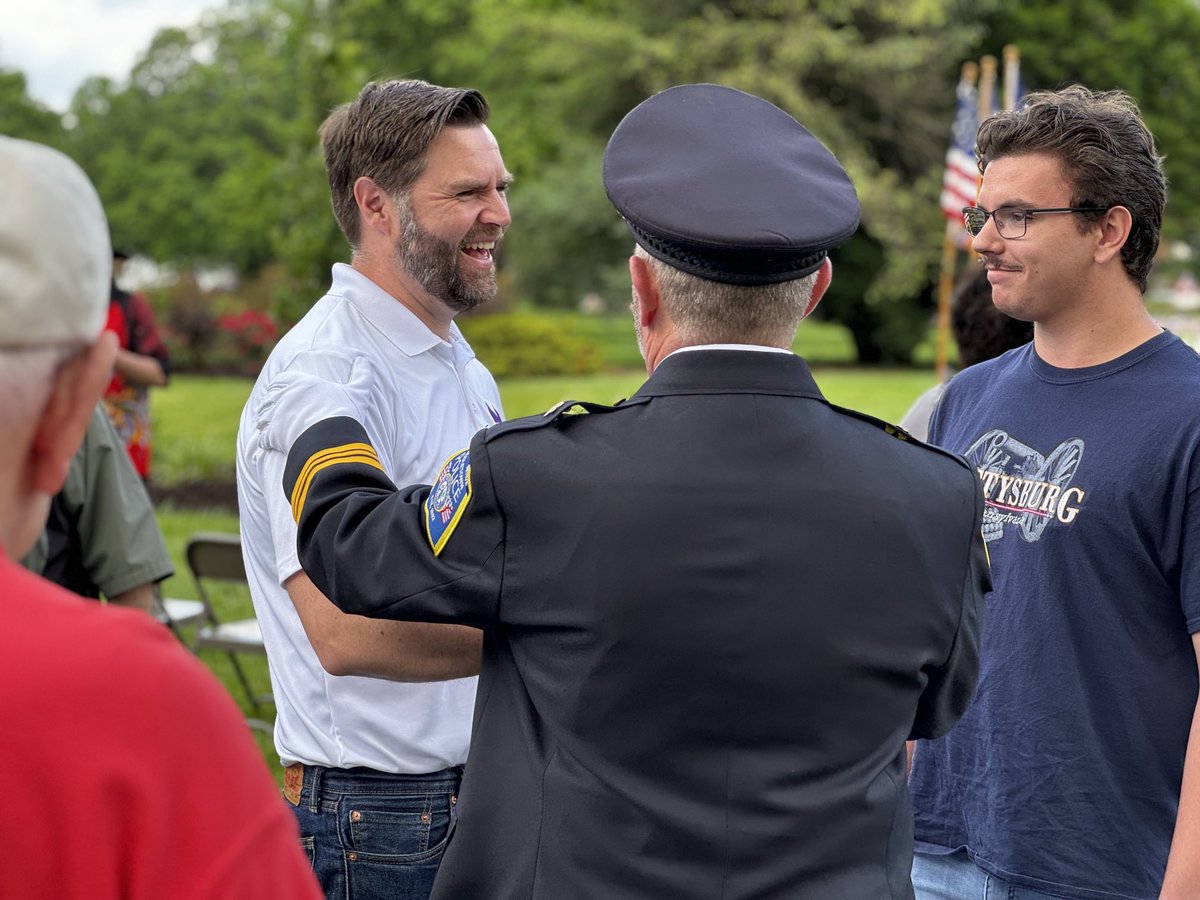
left=0, top=135, right=321, bottom=900
left=282, top=83, right=990, bottom=899
left=21, top=403, right=174, bottom=614
left=899, top=267, right=1033, bottom=442
left=236, top=78, right=509, bottom=899
left=909, top=85, right=1200, bottom=900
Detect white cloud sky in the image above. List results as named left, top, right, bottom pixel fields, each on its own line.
left=0, top=0, right=219, bottom=112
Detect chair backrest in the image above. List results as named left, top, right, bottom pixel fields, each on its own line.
left=187, top=532, right=246, bottom=582
left=186, top=532, right=247, bottom=615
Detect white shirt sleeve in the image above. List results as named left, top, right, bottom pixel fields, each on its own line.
left=249, top=351, right=385, bottom=585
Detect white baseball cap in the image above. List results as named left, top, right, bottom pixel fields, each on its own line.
left=0, top=136, right=110, bottom=347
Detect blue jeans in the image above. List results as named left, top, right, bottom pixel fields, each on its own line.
left=913, top=850, right=1073, bottom=900
left=289, top=764, right=462, bottom=900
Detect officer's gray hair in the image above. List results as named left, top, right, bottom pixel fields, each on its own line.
left=636, top=247, right=816, bottom=347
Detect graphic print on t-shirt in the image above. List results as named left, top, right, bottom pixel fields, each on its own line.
left=964, top=429, right=1086, bottom=543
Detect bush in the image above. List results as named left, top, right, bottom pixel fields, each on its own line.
left=458, top=313, right=602, bottom=378
left=210, top=309, right=279, bottom=377
left=161, top=272, right=280, bottom=377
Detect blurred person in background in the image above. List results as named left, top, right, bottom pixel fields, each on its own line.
left=21, top=402, right=174, bottom=614
left=104, top=246, right=171, bottom=479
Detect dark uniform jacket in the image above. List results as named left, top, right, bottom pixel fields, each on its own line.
left=286, top=349, right=990, bottom=900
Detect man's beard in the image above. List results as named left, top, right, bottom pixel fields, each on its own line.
left=395, top=204, right=500, bottom=314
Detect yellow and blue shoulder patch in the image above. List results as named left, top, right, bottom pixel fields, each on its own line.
left=424, top=449, right=472, bottom=556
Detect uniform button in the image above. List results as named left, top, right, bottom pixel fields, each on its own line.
left=350, top=810, right=362, bottom=822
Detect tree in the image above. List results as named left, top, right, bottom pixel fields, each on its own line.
left=438, top=0, right=987, bottom=361
left=0, top=69, right=66, bottom=148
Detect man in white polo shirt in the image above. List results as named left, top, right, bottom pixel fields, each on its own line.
left=235, top=78, right=510, bottom=900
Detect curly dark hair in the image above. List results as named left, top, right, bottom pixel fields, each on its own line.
left=975, top=84, right=1165, bottom=293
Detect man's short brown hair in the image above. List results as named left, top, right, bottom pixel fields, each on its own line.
left=319, top=79, right=490, bottom=248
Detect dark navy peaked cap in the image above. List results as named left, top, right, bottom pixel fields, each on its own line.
left=603, top=83, right=860, bottom=285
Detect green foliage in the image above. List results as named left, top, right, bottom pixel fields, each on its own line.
left=499, top=372, right=647, bottom=417
left=544, top=313, right=647, bottom=372
left=821, top=232, right=934, bottom=363
left=443, top=0, right=986, bottom=360
left=0, top=69, right=65, bottom=147
left=18, top=0, right=1200, bottom=365
left=16, top=0, right=988, bottom=364
left=457, top=312, right=603, bottom=378
left=499, top=137, right=631, bottom=310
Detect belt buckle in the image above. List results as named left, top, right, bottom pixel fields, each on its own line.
left=283, top=763, right=303, bottom=806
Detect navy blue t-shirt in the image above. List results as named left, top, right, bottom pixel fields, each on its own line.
left=912, top=332, right=1200, bottom=900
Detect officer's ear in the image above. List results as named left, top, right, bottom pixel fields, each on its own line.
left=802, top=257, right=833, bottom=319
left=629, top=254, right=660, bottom=327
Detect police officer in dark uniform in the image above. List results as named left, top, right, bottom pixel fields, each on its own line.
left=284, top=84, right=990, bottom=900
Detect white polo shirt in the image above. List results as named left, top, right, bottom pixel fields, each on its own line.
left=235, top=263, right=503, bottom=772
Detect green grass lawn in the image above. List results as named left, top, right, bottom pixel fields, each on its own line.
left=151, top=347, right=938, bottom=779
left=152, top=361, right=935, bottom=488
left=153, top=376, right=253, bottom=486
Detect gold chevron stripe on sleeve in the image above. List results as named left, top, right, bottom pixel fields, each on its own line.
left=291, top=443, right=384, bottom=523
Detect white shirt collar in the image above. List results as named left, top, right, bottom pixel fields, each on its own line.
left=330, top=263, right=467, bottom=359
left=666, top=343, right=794, bottom=361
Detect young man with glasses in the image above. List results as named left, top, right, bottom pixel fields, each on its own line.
left=910, top=85, right=1200, bottom=899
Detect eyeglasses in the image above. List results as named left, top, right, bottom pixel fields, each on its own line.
left=961, top=205, right=1104, bottom=239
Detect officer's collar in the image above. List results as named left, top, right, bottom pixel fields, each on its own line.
left=634, top=348, right=825, bottom=401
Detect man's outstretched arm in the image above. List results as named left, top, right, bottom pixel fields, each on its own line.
left=287, top=415, right=505, bottom=628
left=285, top=570, right=481, bottom=681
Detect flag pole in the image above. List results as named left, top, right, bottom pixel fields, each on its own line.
left=934, top=61, right=979, bottom=383
left=1003, top=45, right=1021, bottom=112
left=978, top=54, right=997, bottom=119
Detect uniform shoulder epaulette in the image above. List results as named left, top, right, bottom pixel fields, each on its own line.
left=543, top=396, right=651, bottom=418
left=481, top=396, right=652, bottom=445
left=827, top=402, right=973, bottom=472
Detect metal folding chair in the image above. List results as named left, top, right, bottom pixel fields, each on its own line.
left=155, top=589, right=207, bottom=636
left=181, top=531, right=273, bottom=734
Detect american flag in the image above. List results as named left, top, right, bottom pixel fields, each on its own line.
left=939, top=74, right=979, bottom=224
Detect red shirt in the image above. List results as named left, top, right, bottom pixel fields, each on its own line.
left=0, top=555, right=321, bottom=899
